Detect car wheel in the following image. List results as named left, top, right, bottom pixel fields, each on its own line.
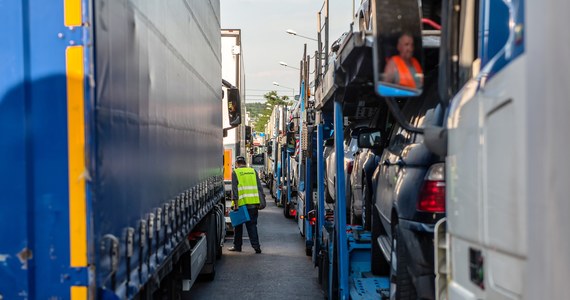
left=345, top=179, right=352, bottom=222
left=350, top=189, right=361, bottom=225
left=390, top=223, right=416, bottom=300
left=325, top=186, right=334, bottom=203
left=362, top=178, right=372, bottom=231
left=371, top=207, right=390, bottom=275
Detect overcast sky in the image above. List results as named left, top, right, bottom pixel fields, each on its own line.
left=221, top=0, right=355, bottom=103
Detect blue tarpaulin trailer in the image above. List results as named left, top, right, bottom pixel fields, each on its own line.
left=0, top=1, right=227, bottom=298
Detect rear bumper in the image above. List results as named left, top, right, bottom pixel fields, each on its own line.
left=399, top=219, right=437, bottom=300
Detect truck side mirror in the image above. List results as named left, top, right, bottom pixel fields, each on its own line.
left=245, top=125, right=252, bottom=143
left=227, top=87, right=242, bottom=126
left=287, top=121, right=295, bottom=133
left=358, top=129, right=382, bottom=149
left=286, top=132, right=296, bottom=154
left=372, top=0, right=424, bottom=97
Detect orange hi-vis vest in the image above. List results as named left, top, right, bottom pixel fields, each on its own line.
left=391, top=56, right=423, bottom=88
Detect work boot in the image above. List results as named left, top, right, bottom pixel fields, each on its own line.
left=228, top=247, right=241, bottom=252
left=254, top=247, right=262, bottom=254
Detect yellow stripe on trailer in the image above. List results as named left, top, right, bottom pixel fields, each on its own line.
left=64, top=0, right=82, bottom=27
left=71, top=286, right=88, bottom=300
left=66, top=46, right=87, bottom=268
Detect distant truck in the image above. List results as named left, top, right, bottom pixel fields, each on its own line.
left=0, top=1, right=238, bottom=298
left=222, top=29, right=247, bottom=232
left=222, top=29, right=247, bottom=193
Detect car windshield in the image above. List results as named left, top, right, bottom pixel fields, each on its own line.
left=252, top=154, right=264, bottom=165
left=345, top=138, right=359, bottom=156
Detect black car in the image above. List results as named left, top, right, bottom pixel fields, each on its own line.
left=367, top=70, right=445, bottom=299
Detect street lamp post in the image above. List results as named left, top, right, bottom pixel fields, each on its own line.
left=279, top=61, right=300, bottom=71
left=286, top=29, right=317, bottom=42
left=272, top=82, right=295, bottom=99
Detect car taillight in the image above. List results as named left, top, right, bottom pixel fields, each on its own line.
left=417, top=163, right=446, bottom=213
left=347, top=161, right=354, bottom=175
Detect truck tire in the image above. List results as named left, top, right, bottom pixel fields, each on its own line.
left=318, top=249, right=325, bottom=285
left=371, top=207, right=390, bottom=275
left=390, top=223, right=416, bottom=300
left=268, top=180, right=274, bottom=199
left=305, top=246, right=312, bottom=256
left=283, top=200, right=292, bottom=218
left=215, top=207, right=224, bottom=260
left=216, top=244, right=223, bottom=260
left=199, top=265, right=216, bottom=282
left=199, top=213, right=217, bottom=281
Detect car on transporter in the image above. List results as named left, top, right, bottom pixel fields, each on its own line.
left=349, top=110, right=392, bottom=229
left=324, top=127, right=360, bottom=207
left=368, top=69, right=445, bottom=299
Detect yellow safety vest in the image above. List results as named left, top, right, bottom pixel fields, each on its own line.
left=234, top=167, right=261, bottom=207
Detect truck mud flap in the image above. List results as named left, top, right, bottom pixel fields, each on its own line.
left=434, top=218, right=448, bottom=300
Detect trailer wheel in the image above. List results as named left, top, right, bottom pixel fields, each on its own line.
left=390, top=223, right=416, bottom=300
left=199, top=264, right=216, bottom=282
left=283, top=200, right=292, bottom=218
left=371, top=207, right=390, bottom=275
left=268, top=180, right=274, bottom=199
left=216, top=207, right=224, bottom=260
left=318, top=249, right=325, bottom=285
left=330, top=231, right=339, bottom=300
left=199, top=213, right=217, bottom=281
left=216, top=244, right=223, bottom=260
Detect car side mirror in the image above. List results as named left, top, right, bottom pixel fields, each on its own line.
left=371, top=0, right=424, bottom=97
left=358, top=129, right=382, bottom=149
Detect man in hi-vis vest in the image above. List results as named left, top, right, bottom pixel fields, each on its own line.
left=229, top=156, right=266, bottom=253
left=383, top=32, right=423, bottom=89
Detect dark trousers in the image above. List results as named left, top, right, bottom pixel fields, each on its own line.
left=233, top=207, right=260, bottom=249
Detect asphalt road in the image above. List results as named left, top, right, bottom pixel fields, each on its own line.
left=190, top=188, right=323, bottom=299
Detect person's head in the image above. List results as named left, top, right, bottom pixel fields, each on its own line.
left=235, top=156, right=247, bottom=167
left=397, top=33, right=415, bottom=61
